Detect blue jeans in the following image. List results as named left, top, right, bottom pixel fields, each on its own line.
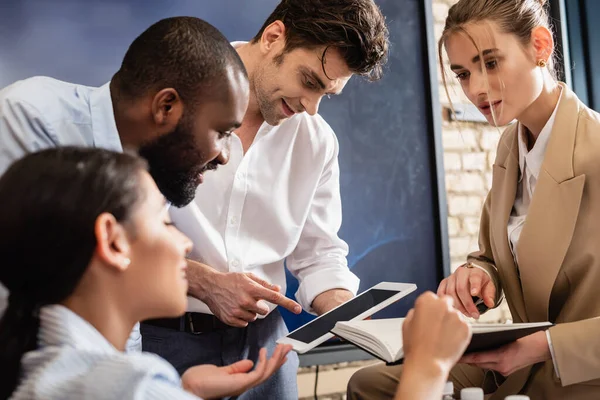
left=141, top=309, right=299, bottom=400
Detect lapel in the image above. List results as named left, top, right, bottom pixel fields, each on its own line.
left=490, top=128, right=528, bottom=323
left=515, top=83, right=585, bottom=322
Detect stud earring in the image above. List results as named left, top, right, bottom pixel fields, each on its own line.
left=122, top=258, right=131, bottom=267
left=537, top=59, right=547, bottom=68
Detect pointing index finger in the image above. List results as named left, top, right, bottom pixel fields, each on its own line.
left=251, top=284, right=302, bottom=314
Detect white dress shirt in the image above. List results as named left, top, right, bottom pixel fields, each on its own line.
left=506, top=89, right=562, bottom=377
left=171, top=48, right=359, bottom=314
left=10, top=305, right=199, bottom=400
left=0, top=77, right=140, bottom=351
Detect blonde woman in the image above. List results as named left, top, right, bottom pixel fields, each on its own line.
left=348, top=0, right=600, bottom=398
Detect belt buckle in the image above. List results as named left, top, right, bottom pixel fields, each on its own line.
left=187, top=313, right=204, bottom=335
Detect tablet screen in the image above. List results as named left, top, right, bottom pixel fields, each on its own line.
left=287, top=288, right=400, bottom=344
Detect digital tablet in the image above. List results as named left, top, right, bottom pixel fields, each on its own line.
left=277, top=282, right=417, bottom=353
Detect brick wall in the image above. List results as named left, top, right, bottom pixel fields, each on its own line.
left=435, top=0, right=498, bottom=272
left=433, top=0, right=510, bottom=323
left=296, top=1, right=511, bottom=397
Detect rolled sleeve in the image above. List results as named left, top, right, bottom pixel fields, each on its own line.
left=294, top=265, right=359, bottom=314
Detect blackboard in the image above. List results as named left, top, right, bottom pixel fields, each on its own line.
left=0, top=0, right=449, bottom=364
left=562, top=0, right=600, bottom=110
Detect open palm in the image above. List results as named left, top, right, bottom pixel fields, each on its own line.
left=181, top=344, right=292, bottom=399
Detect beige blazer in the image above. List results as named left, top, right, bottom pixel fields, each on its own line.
left=469, top=83, right=600, bottom=399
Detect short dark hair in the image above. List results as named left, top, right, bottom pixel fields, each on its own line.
left=112, top=16, right=247, bottom=104
left=0, top=147, right=147, bottom=399
left=252, top=0, right=389, bottom=81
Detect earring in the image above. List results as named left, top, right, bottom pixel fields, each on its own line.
left=122, top=258, right=131, bottom=267
left=537, top=59, right=547, bottom=68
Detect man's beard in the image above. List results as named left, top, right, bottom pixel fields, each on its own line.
left=252, top=66, right=285, bottom=126
left=138, top=115, right=207, bottom=208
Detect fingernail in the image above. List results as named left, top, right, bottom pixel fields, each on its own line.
left=471, top=313, right=479, bottom=319
left=471, top=289, right=477, bottom=295
left=294, top=306, right=302, bottom=313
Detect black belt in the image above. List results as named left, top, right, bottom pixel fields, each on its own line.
left=142, top=312, right=232, bottom=334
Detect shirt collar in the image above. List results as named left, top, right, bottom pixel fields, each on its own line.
left=89, top=82, right=122, bottom=152
left=230, top=40, right=247, bottom=49
left=38, top=304, right=118, bottom=355
left=517, top=87, right=563, bottom=180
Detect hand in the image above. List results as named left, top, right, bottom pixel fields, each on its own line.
left=459, top=330, right=551, bottom=376
left=181, top=344, right=292, bottom=399
left=197, top=267, right=302, bottom=327
left=311, top=289, right=354, bottom=315
left=402, top=292, right=472, bottom=375
left=437, top=264, right=496, bottom=319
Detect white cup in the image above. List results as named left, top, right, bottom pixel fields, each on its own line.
left=460, top=387, right=484, bottom=400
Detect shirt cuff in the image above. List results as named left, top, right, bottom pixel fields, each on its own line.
left=546, top=330, right=561, bottom=379
left=295, top=267, right=360, bottom=314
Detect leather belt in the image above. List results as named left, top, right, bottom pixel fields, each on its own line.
left=142, top=312, right=232, bottom=334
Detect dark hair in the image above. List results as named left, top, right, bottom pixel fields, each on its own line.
left=0, top=147, right=147, bottom=399
left=112, top=16, right=247, bottom=104
left=252, top=0, right=389, bottom=81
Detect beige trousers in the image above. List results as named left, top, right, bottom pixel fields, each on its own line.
left=346, top=362, right=502, bottom=399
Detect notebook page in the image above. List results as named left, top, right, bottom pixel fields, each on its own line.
left=336, top=318, right=404, bottom=361
left=472, top=321, right=551, bottom=333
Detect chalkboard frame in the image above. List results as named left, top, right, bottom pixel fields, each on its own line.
left=298, top=0, right=450, bottom=367
left=560, top=0, right=592, bottom=107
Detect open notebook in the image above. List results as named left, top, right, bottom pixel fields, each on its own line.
left=331, top=318, right=552, bottom=365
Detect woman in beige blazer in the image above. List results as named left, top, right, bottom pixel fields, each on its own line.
left=348, top=0, right=600, bottom=399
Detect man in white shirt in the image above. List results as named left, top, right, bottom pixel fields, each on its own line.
left=140, top=1, right=390, bottom=398
left=0, top=17, right=249, bottom=351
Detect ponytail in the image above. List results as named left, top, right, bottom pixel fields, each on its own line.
left=0, top=294, right=41, bottom=399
